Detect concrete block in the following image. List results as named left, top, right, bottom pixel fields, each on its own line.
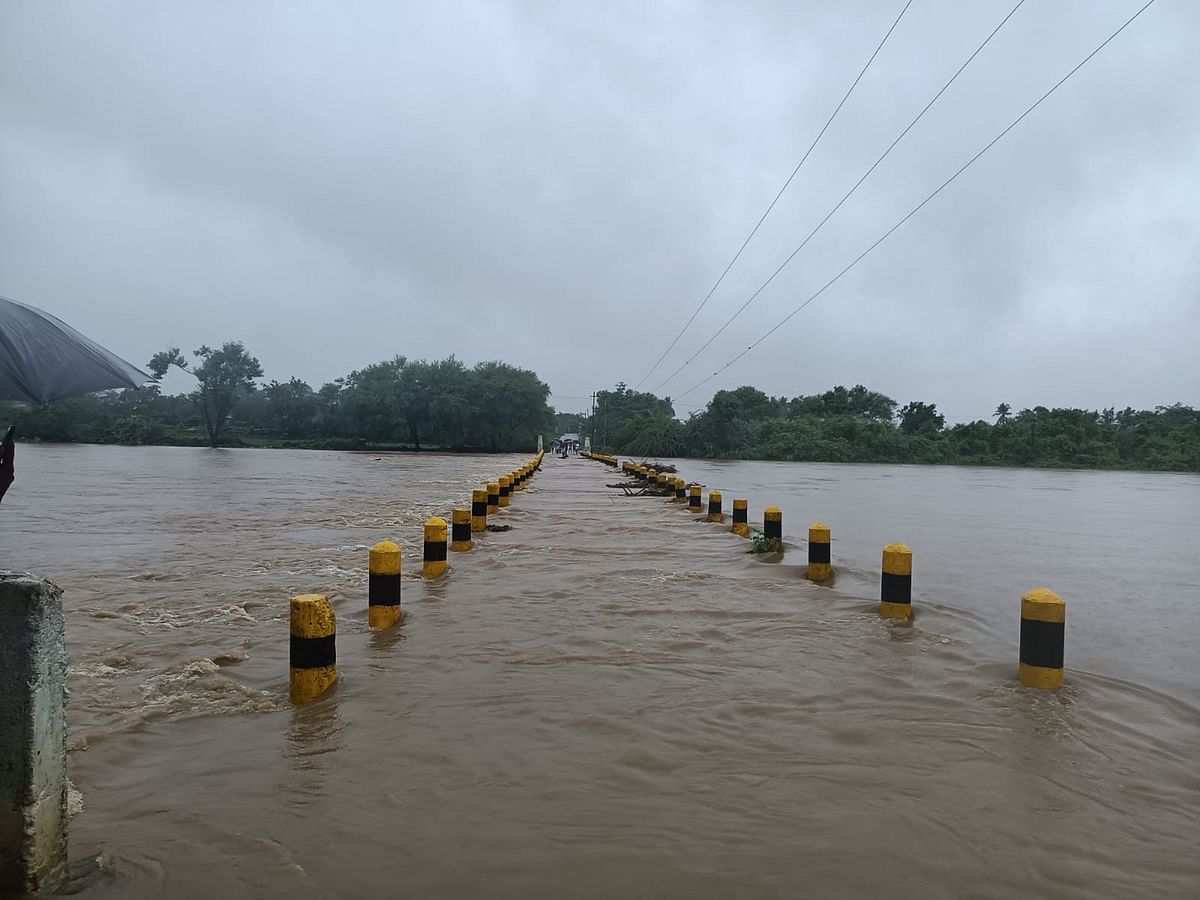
left=0, top=571, right=68, bottom=894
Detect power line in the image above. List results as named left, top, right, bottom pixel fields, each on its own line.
left=676, top=0, right=1157, bottom=400
left=655, top=0, right=1029, bottom=394
left=631, top=0, right=915, bottom=391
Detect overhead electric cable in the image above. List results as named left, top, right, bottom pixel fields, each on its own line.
left=631, top=0, right=915, bottom=391
left=654, top=0, right=1028, bottom=394
left=675, top=0, right=1157, bottom=400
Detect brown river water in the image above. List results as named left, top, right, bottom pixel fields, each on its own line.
left=2, top=444, right=1198, bottom=899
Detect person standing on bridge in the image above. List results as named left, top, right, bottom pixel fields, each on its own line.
left=0, top=426, right=14, bottom=504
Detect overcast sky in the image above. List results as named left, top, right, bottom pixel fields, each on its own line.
left=2, top=1, right=1196, bottom=422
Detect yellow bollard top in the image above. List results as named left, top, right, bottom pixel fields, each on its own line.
left=882, top=544, right=911, bottom=575
left=1021, top=588, right=1065, bottom=623
left=369, top=540, right=402, bottom=574
left=290, top=594, right=335, bottom=637
left=809, top=522, right=830, bottom=540
left=424, top=516, right=449, bottom=541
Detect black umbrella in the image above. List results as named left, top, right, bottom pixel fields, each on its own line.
left=0, top=295, right=153, bottom=403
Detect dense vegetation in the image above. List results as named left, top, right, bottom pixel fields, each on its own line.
left=584, top=383, right=1200, bottom=472
left=6, top=344, right=1195, bottom=471
left=4, top=342, right=553, bottom=452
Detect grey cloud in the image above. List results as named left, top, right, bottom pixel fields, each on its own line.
left=1, top=0, right=1196, bottom=422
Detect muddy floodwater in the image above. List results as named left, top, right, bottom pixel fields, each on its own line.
left=3, top=444, right=1199, bottom=899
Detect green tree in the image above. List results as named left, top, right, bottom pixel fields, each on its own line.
left=688, top=386, right=775, bottom=455
left=261, top=378, right=320, bottom=437
left=993, top=402, right=1011, bottom=425
left=148, top=342, right=264, bottom=447
left=898, top=401, right=945, bottom=437
left=339, top=358, right=406, bottom=442
left=617, top=413, right=685, bottom=457
left=790, top=385, right=897, bottom=422
left=467, top=360, right=551, bottom=451
left=590, top=383, right=675, bottom=452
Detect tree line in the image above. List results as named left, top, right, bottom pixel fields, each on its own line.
left=3, top=341, right=553, bottom=452
left=6, top=344, right=1195, bottom=471
left=584, top=383, right=1199, bottom=472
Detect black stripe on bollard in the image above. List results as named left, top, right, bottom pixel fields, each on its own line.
left=424, top=541, right=448, bottom=562
left=1019, top=619, right=1065, bottom=669
left=808, top=542, right=831, bottom=564
left=472, top=499, right=487, bottom=516
left=880, top=572, right=911, bottom=605
left=451, top=520, right=471, bottom=544
left=290, top=634, right=336, bottom=669
left=368, top=572, right=402, bottom=606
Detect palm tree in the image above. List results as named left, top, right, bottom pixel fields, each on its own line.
left=993, top=402, right=1011, bottom=425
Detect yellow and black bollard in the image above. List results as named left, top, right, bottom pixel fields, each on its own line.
left=487, top=481, right=500, bottom=516
left=731, top=499, right=749, bottom=537
left=689, top=484, right=703, bottom=513
left=674, top=477, right=687, bottom=503
left=880, top=544, right=912, bottom=619
left=648, top=470, right=659, bottom=493
left=368, top=540, right=402, bottom=629
left=1019, top=588, right=1065, bottom=689
left=290, top=594, right=336, bottom=705
left=763, top=506, right=782, bottom=548
left=423, top=516, right=448, bottom=579
left=807, top=523, right=831, bottom=581
left=451, top=508, right=472, bottom=552
left=471, top=488, right=488, bottom=533
left=707, top=490, right=723, bottom=523
left=499, top=474, right=512, bottom=508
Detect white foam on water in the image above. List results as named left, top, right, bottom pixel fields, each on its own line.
left=137, top=658, right=279, bottom=721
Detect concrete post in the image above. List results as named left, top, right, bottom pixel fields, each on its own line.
left=0, top=571, right=68, bottom=894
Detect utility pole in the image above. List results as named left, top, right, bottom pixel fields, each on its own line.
left=590, top=392, right=596, bottom=450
